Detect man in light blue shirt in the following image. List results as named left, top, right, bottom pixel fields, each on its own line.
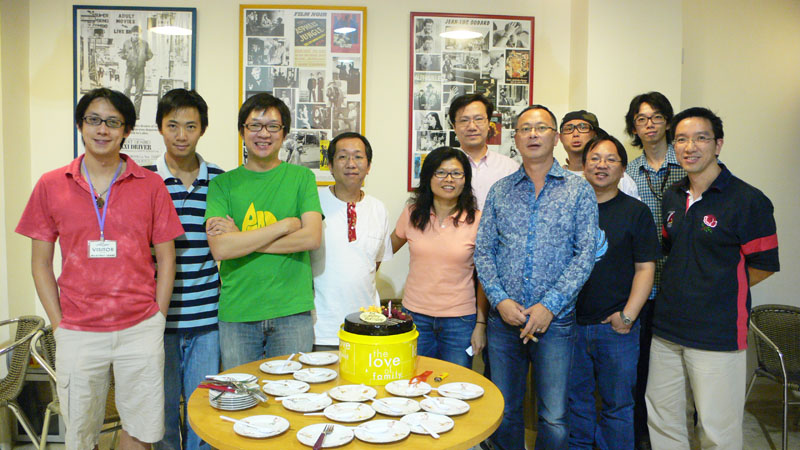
left=475, top=104, right=598, bottom=450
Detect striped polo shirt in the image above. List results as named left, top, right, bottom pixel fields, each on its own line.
left=147, top=154, right=224, bottom=333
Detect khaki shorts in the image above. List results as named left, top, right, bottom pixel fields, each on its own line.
left=55, top=312, right=166, bottom=449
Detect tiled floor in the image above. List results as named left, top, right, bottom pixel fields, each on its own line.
left=11, top=380, right=798, bottom=449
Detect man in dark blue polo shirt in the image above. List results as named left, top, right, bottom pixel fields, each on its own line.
left=645, top=107, right=779, bottom=449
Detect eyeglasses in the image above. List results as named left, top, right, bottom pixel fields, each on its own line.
left=673, top=135, right=715, bottom=146
left=586, top=155, right=622, bottom=166
left=83, top=116, right=125, bottom=129
left=634, top=114, right=666, bottom=126
left=433, top=170, right=465, bottom=179
left=455, top=116, right=488, bottom=127
left=513, top=125, right=556, bottom=137
left=561, top=123, right=592, bottom=134
left=244, top=122, right=285, bottom=133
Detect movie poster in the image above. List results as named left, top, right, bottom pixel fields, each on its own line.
left=241, top=6, right=366, bottom=185
left=408, top=13, right=534, bottom=190
left=73, top=6, right=196, bottom=164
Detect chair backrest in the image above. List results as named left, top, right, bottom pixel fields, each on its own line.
left=750, top=304, right=800, bottom=383
left=0, top=315, right=45, bottom=401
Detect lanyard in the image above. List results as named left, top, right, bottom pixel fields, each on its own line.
left=82, top=159, right=123, bottom=241
left=643, top=166, right=671, bottom=200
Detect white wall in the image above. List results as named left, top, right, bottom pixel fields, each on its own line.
left=681, top=0, right=800, bottom=308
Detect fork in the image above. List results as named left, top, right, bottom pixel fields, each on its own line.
left=312, top=423, right=334, bottom=450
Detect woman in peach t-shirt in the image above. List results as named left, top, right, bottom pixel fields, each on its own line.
left=391, top=146, right=489, bottom=368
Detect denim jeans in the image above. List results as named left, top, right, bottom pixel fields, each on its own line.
left=568, top=321, right=640, bottom=450
left=635, top=300, right=654, bottom=443
left=155, top=329, right=220, bottom=450
left=404, top=308, right=475, bottom=368
left=487, top=310, right=576, bottom=450
left=219, top=312, right=313, bottom=370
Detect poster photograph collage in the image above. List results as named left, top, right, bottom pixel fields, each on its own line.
left=409, top=15, right=533, bottom=187
left=243, top=8, right=364, bottom=183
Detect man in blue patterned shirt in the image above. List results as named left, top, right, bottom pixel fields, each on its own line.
left=475, top=105, right=598, bottom=450
left=148, top=89, right=224, bottom=450
left=623, top=91, right=686, bottom=450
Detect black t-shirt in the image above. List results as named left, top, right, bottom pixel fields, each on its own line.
left=654, top=165, right=779, bottom=351
left=576, top=192, right=660, bottom=325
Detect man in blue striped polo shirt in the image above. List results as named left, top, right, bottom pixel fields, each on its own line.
left=148, top=89, right=224, bottom=450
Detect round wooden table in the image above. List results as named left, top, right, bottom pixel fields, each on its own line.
left=188, top=354, right=503, bottom=449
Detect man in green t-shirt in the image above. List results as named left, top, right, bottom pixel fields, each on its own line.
left=205, top=93, right=322, bottom=369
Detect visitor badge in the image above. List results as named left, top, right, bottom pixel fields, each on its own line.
left=88, top=240, right=117, bottom=258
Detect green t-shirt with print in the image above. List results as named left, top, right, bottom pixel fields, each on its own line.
left=205, top=162, right=322, bottom=322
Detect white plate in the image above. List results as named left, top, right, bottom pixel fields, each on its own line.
left=207, top=373, right=257, bottom=383
left=209, top=395, right=258, bottom=411
left=401, top=412, right=455, bottom=434
left=293, top=368, right=338, bottom=383
left=296, top=423, right=354, bottom=448
left=232, top=415, right=290, bottom=438
left=281, top=393, right=333, bottom=412
left=323, top=402, right=376, bottom=422
left=262, top=379, right=310, bottom=397
left=260, top=360, right=302, bottom=374
left=371, top=397, right=421, bottom=416
left=299, top=352, right=339, bottom=366
left=327, top=384, right=377, bottom=402
left=437, top=382, right=485, bottom=400
left=384, top=380, right=432, bottom=397
left=419, top=396, right=470, bottom=416
left=353, top=419, right=411, bottom=444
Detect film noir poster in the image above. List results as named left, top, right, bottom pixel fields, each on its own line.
left=241, top=6, right=366, bottom=185
left=73, top=6, right=196, bottom=164
left=408, top=13, right=533, bottom=190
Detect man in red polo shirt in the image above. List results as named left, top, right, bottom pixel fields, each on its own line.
left=16, top=88, right=184, bottom=450
left=646, top=107, right=779, bottom=449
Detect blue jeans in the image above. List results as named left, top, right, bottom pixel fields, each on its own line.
left=155, top=329, right=220, bottom=450
left=568, top=321, right=640, bottom=449
left=404, top=309, right=475, bottom=368
left=487, top=310, right=576, bottom=450
left=219, top=312, right=313, bottom=370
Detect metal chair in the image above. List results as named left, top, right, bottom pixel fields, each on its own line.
left=745, top=304, right=800, bottom=450
left=30, top=326, right=121, bottom=449
left=0, top=315, right=45, bottom=445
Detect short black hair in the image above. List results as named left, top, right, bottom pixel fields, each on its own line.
left=448, top=93, right=494, bottom=127
left=624, top=91, right=674, bottom=148
left=238, top=93, right=291, bottom=137
left=582, top=134, right=628, bottom=167
left=156, top=89, right=209, bottom=132
left=515, top=104, right=558, bottom=130
left=75, top=88, right=136, bottom=148
left=671, top=107, right=724, bottom=140
left=328, top=132, right=373, bottom=164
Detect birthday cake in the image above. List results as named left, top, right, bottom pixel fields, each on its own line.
left=338, top=306, right=418, bottom=385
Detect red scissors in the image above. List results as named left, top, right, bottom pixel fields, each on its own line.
left=198, top=383, right=236, bottom=393
left=409, top=370, right=433, bottom=385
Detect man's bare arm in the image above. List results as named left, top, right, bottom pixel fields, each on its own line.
left=748, top=267, right=774, bottom=287
left=154, top=240, right=176, bottom=317
left=256, top=211, right=322, bottom=254
left=31, top=239, right=62, bottom=329
left=207, top=216, right=300, bottom=260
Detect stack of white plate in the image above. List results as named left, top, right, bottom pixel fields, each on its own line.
left=209, top=391, right=258, bottom=411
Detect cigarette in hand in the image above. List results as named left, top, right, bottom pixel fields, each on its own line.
left=519, top=329, right=539, bottom=343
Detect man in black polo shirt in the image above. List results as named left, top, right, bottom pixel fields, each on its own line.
left=646, top=107, right=779, bottom=449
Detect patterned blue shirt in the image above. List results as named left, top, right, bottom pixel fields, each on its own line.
left=626, top=145, right=686, bottom=298
left=148, top=153, right=224, bottom=333
left=475, top=162, right=598, bottom=317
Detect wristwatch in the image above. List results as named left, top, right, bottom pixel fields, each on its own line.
left=619, top=311, right=633, bottom=326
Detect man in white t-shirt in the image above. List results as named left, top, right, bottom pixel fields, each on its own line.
left=310, top=132, right=392, bottom=350
left=560, top=110, right=640, bottom=199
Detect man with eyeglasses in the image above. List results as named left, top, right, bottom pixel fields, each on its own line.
left=646, top=107, right=779, bottom=449
left=623, top=91, right=686, bottom=450
left=449, top=93, right=519, bottom=210
left=567, top=134, right=658, bottom=449
left=475, top=105, right=598, bottom=450
left=17, top=88, right=184, bottom=449
left=204, top=93, right=322, bottom=369
left=560, top=109, right=639, bottom=198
